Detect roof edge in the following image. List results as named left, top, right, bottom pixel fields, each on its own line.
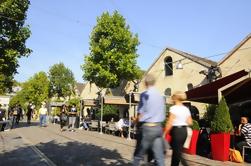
left=218, top=33, right=251, bottom=65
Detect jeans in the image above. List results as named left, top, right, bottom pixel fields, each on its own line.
left=133, top=125, right=165, bottom=166
left=40, top=114, right=46, bottom=127
left=68, top=116, right=76, bottom=129
left=170, top=126, right=188, bottom=166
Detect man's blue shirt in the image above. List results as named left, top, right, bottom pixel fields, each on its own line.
left=137, top=87, right=166, bottom=123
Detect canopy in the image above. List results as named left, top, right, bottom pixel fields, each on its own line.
left=186, top=70, right=250, bottom=104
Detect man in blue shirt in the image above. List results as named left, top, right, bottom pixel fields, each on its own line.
left=133, top=74, right=166, bottom=166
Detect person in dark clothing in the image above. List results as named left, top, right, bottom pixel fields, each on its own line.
left=0, top=104, right=6, bottom=131
left=60, top=104, right=68, bottom=132
left=26, top=103, right=33, bottom=124
left=16, top=104, right=22, bottom=125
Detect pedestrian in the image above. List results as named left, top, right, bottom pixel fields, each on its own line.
left=60, top=104, right=68, bottom=131
left=68, top=104, right=77, bottom=132
left=16, top=104, right=22, bottom=125
left=133, top=74, right=166, bottom=166
left=164, top=91, right=192, bottom=166
left=26, top=102, right=33, bottom=124
left=0, top=104, right=6, bottom=131
left=8, top=106, right=15, bottom=129
left=39, top=102, right=48, bottom=127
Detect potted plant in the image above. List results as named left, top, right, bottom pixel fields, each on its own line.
left=210, top=97, right=233, bottom=161
left=183, top=120, right=200, bottom=155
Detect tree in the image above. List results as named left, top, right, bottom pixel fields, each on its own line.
left=82, top=11, right=141, bottom=89
left=9, top=71, right=49, bottom=108
left=48, top=63, right=76, bottom=99
left=0, top=0, right=32, bottom=94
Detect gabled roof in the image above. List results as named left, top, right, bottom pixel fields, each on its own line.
left=145, top=46, right=217, bottom=75
left=218, top=33, right=251, bottom=65
left=76, top=83, right=86, bottom=94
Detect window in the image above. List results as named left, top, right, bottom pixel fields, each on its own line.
left=187, top=83, right=193, bottom=90
left=164, top=56, right=173, bottom=76
left=164, top=88, right=171, bottom=97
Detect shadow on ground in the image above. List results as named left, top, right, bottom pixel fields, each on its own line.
left=0, top=139, right=132, bottom=166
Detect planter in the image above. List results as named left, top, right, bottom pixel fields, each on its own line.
left=210, top=133, right=230, bottom=161
left=183, top=130, right=199, bottom=155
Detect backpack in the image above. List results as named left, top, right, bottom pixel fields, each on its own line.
left=229, top=148, right=243, bottom=163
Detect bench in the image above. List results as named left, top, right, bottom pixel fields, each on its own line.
left=105, top=122, right=116, bottom=135
left=89, top=120, right=99, bottom=131
left=242, top=146, right=251, bottom=161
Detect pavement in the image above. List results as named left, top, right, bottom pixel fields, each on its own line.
left=0, top=120, right=250, bottom=166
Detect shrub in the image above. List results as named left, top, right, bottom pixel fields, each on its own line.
left=211, top=97, right=233, bottom=133
left=96, top=105, right=119, bottom=122
left=203, top=104, right=217, bottom=127
left=192, top=120, right=200, bottom=130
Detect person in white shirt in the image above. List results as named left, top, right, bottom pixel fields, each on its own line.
left=116, top=118, right=128, bottom=138
left=39, top=102, right=48, bottom=127
left=164, top=91, right=192, bottom=166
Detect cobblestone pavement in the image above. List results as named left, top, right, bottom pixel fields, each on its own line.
left=0, top=121, right=250, bottom=166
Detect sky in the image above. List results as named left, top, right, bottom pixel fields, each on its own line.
left=15, top=0, right=251, bottom=83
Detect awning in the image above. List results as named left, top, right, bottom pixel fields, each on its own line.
left=222, top=78, right=251, bottom=104
left=103, top=96, right=138, bottom=105
left=186, top=70, right=249, bottom=104
left=81, top=99, right=99, bottom=106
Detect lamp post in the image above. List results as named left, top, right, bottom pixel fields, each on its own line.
left=100, top=94, right=104, bottom=134
left=127, top=92, right=132, bottom=140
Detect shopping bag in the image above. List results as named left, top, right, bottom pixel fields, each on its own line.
left=183, top=127, right=193, bottom=148
left=229, top=148, right=243, bottom=163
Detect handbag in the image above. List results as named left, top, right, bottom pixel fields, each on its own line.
left=183, top=127, right=193, bottom=148
left=61, top=114, right=68, bottom=122
left=229, top=148, right=243, bottom=163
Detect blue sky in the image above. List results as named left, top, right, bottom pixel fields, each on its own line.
left=15, top=0, right=251, bottom=83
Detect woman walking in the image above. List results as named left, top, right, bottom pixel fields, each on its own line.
left=60, top=104, right=68, bottom=131
left=164, top=91, right=192, bottom=166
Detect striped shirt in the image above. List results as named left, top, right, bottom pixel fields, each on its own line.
left=241, top=123, right=251, bottom=146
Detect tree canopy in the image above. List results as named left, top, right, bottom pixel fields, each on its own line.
left=82, top=11, right=141, bottom=89
left=0, top=0, right=32, bottom=94
left=48, top=63, right=76, bottom=99
left=9, top=71, right=49, bottom=108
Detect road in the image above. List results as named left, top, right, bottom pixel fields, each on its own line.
left=0, top=121, right=249, bottom=166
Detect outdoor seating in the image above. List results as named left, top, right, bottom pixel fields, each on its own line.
left=89, top=120, right=99, bottom=131
left=242, top=146, right=251, bottom=161
left=105, top=122, right=116, bottom=135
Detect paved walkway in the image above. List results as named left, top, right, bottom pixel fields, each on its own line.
left=0, top=121, right=250, bottom=166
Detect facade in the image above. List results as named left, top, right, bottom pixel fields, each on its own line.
left=134, top=47, right=216, bottom=113
left=219, top=33, right=251, bottom=77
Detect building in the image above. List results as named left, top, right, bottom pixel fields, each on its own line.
left=186, top=33, right=251, bottom=105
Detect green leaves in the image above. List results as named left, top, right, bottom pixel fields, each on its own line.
left=192, top=120, right=200, bottom=130
left=9, top=72, right=49, bottom=108
left=48, top=63, right=76, bottom=99
left=82, top=11, right=141, bottom=88
left=211, top=97, right=233, bottom=133
left=0, top=0, right=31, bottom=93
